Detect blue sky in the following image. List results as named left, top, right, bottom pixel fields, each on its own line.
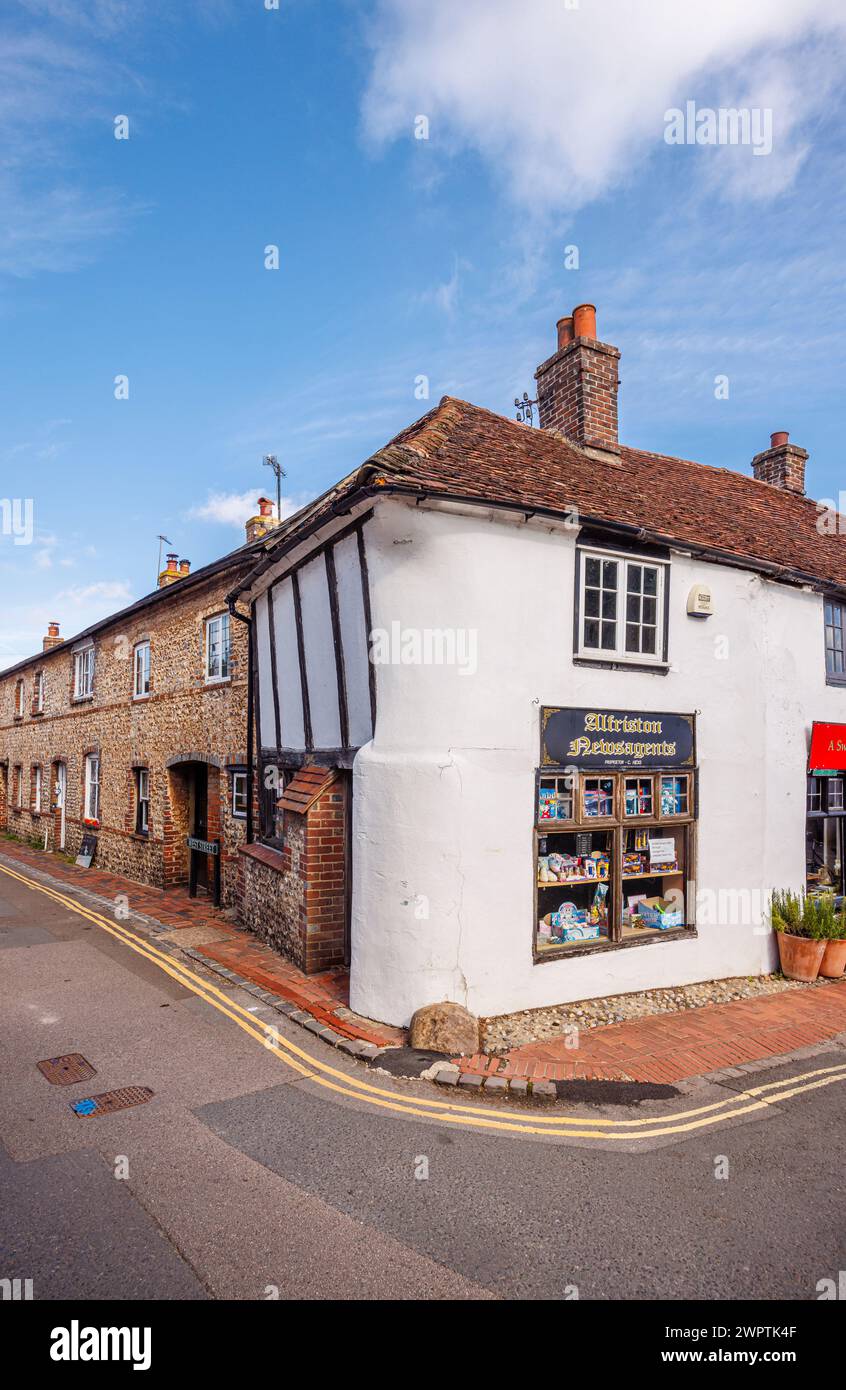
left=2, top=0, right=846, bottom=667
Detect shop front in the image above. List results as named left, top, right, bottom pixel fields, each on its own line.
left=806, top=721, right=846, bottom=898
left=535, top=706, right=697, bottom=959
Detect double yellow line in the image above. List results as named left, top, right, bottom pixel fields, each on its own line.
left=3, top=858, right=846, bottom=1142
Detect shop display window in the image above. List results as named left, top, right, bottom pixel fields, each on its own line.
left=537, top=774, right=575, bottom=824
left=806, top=774, right=846, bottom=894
left=582, top=776, right=614, bottom=819
left=624, top=775, right=653, bottom=818
left=659, top=774, right=689, bottom=816
left=534, top=767, right=695, bottom=958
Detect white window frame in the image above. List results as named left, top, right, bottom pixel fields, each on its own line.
left=577, top=547, right=668, bottom=666
left=73, top=644, right=95, bottom=698
left=33, top=765, right=42, bottom=813
left=14, top=679, right=24, bottom=717
left=204, top=613, right=231, bottom=684
left=34, top=671, right=44, bottom=712
left=84, top=754, right=100, bottom=822
left=14, top=765, right=23, bottom=809
left=133, top=641, right=151, bottom=699
left=136, top=767, right=150, bottom=834
left=231, top=770, right=248, bottom=819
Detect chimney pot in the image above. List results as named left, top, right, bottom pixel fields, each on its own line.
left=48, top=622, right=59, bottom=636
left=258, top=497, right=273, bottom=517
left=556, top=316, right=574, bottom=350
left=751, top=430, right=808, bottom=496
left=179, top=559, right=190, bottom=575
left=572, top=303, right=597, bottom=340
left=770, top=431, right=789, bottom=448
left=166, top=553, right=178, bottom=572
left=42, top=621, right=62, bottom=651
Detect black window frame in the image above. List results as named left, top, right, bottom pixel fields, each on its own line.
left=259, top=758, right=289, bottom=849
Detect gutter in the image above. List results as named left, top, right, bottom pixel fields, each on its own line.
left=227, top=597, right=254, bottom=845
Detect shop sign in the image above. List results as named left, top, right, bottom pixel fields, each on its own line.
left=808, top=722, right=846, bottom=773
left=75, top=832, right=97, bottom=868
left=541, top=706, right=695, bottom=770
left=186, top=835, right=219, bottom=855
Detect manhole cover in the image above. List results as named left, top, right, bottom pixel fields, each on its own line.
left=37, top=1054, right=96, bottom=1086
left=70, top=1086, right=154, bottom=1118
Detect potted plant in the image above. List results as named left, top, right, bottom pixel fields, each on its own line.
left=820, top=906, right=846, bottom=979
left=770, top=889, right=828, bottom=982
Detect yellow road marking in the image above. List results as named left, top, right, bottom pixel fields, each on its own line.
left=3, top=859, right=846, bottom=1142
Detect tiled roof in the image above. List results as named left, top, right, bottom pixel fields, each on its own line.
left=362, top=396, right=846, bottom=589
left=279, top=764, right=338, bottom=814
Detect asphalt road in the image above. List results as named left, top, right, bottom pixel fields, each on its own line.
left=1, top=864, right=844, bottom=1301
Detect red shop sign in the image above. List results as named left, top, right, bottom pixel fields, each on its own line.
left=808, top=721, right=846, bottom=772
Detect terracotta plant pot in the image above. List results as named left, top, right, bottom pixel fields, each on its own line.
left=820, top=938, right=846, bottom=979
left=776, top=931, right=826, bottom=982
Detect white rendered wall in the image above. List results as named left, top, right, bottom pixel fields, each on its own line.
left=349, top=498, right=841, bottom=1026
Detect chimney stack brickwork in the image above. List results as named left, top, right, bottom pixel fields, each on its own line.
left=751, top=431, right=808, bottom=496
left=535, top=304, right=621, bottom=454
left=42, top=622, right=62, bottom=652
left=245, top=496, right=282, bottom=544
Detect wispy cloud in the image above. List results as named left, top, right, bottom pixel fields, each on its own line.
left=189, top=489, right=302, bottom=529
left=362, top=0, right=846, bottom=214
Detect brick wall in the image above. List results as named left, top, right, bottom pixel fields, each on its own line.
left=237, top=775, right=348, bottom=973
left=0, top=564, right=253, bottom=907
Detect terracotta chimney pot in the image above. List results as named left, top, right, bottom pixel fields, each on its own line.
left=572, top=303, right=597, bottom=340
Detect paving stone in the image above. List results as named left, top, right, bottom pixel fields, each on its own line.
left=483, top=1075, right=508, bottom=1092
left=302, top=1018, right=325, bottom=1036
left=508, top=1077, right=529, bottom=1096
left=319, top=1029, right=342, bottom=1046
left=337, top=1037, right=368, bottom=1057
left=435, top=1069, right=459, bottom=1087
left=458, top=1073, right=483, bottom=1090
left=531, top=1080, right=557, bottom=1099
left=358, top=1044, right=380, bottom=1061
left=289, top=1010, right=310, bottom=1024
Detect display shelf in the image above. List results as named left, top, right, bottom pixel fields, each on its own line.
left=538, top=876, right=608, bottom=888
left=622, top=868, right=681, bottom=879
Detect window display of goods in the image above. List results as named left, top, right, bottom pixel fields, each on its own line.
left=638, top=896, right=684, bottom=929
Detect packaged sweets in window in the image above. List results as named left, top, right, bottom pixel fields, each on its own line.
left=538, top=788, right=557, bottom=820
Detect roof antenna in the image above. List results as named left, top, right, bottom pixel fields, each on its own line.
left=156, top=534, right=173, bottom=586
left=514, top=392, right=538, bottom=426
left=263, top=454, right=286, bottom=521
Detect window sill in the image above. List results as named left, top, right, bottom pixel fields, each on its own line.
left=239, top=841, right=286, bottom=870
left=204, top=676, right=231, bottom=688
left=574, top=656, right=670, bottom=675
left=825, top=674, right=846, bottom=687
left=132, top=693, right=151, bottom=702
left=534, top=925, right=696, bottom=964
left=132, top=831, right=150, bottom=842
left=72, top=694, right=94, bottom=704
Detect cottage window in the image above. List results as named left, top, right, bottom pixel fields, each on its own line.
left=135, top=767, right=150, bottom=834
left=74, top=645, right=95, bottom=698
left=259, top=760, right=287, bottom=847
left=14, top=765, right=22, bottom=809
left=84, top=754, right=100, bottom=822
left=33, top=671, right=44, bottom=713
left=14, top=679, right=24, bottom=717
left=32, top=765, right=42, bottom=813
left=577, top=549, right=667, bottom=665
left=824, top=599, right=846, bottom=678
left=205, top=614, right=230, bottom=683
left=133, top=641, right=151, bottom=698
left=231, top=770, right=248, bottom=819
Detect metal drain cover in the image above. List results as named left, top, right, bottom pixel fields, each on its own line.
left=70, top=1086, right=153, bottom=1118
left=37, top=1054, right=96, bottom=1086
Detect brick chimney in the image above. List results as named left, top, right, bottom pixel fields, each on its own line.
left=158, top=552, right=180, bottom=589
left=179, top=558, right=190, bottom=576
left=42, top=621, right=62, bottom=651
left=751, top=431, right=808, bottom=496
left=246, top=496, right=281, bottom=544
left=534, top=303, right=621, bottom=456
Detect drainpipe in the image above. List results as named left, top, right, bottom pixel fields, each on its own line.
left=228, top=598, right=254, bottom=845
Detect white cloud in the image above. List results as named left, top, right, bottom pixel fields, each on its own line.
left=362, top=0, right=846, bottom=212
left=56, top=580, right=132, bottom=605
left=190, top=489, right=299, bottom=528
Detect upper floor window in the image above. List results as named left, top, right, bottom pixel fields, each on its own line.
left=32, top=765, right=42, bottom=813
left=133, top=641, right=151, bottom=698
left=824, top=599, right=846, bottom=679
left=84, top=753, right=100, bottom=822
left=73, top=644, right=95, bottom=698
left=33, top=671, right=44, bottom=713
left=577, top=548, right=668, bottom=665
left=205, top=613, right=230, bottom=683
left=13, top=679, right=24, bottom=717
